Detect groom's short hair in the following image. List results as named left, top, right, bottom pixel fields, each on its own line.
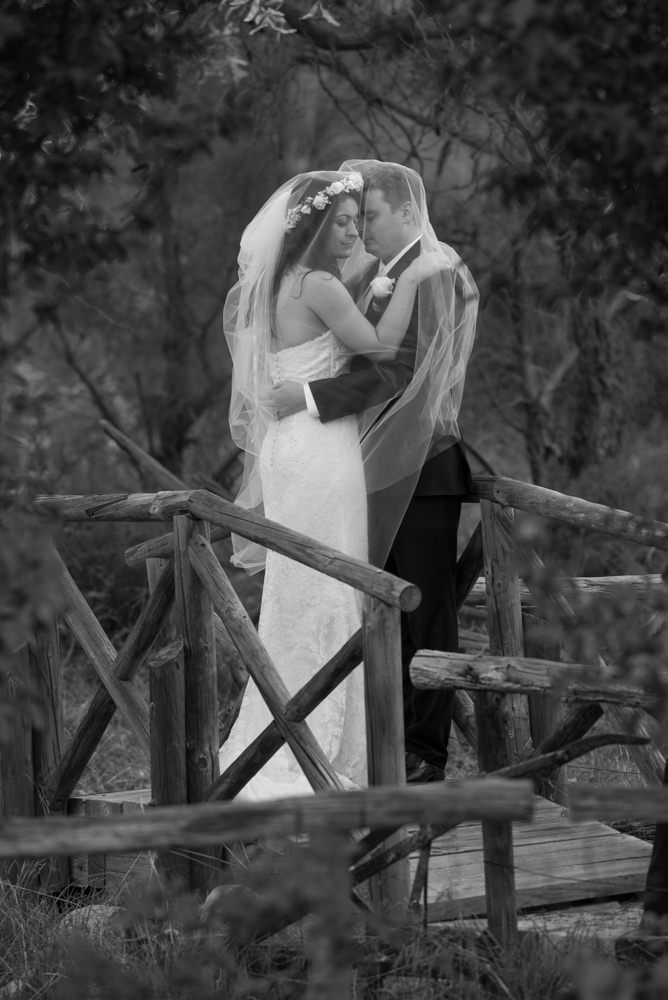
left=365, top=163, right=421, bottom=211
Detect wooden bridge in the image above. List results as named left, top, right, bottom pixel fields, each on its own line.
left=2, top=429, right=668, bottom=952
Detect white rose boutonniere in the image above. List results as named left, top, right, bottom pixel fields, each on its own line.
left=369, top=275, right=396, bottom=300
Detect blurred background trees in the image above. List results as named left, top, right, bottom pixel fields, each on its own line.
left=2, top=0, right=667, bottom=643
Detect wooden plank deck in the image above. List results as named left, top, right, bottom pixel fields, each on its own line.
left=421, top=795, right=652, bottom=921
left=68, top=789, right=652, bottom=916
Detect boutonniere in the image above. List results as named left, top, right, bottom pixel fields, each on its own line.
left=369, top=275, right=396, bottom=301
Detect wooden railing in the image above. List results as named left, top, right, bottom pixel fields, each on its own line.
left=1, top=457, right=666, bottom=950
left=409, top=474, right=668, bottom=944
left=23, top=487, right=424, bottom=907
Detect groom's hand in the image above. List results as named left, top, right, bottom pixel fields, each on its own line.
left=272, top=380, right=307, bottom=419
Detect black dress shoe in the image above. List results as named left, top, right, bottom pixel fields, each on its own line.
left=406, top=757, right=444, bottom=784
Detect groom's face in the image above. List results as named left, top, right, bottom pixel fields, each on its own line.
left=361, top=187, right=410, bottom=264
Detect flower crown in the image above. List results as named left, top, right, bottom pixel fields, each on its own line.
left=285, top=171, right=364, bottom=232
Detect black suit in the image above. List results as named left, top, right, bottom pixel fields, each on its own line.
left=309, top=241, right=471, bottom=769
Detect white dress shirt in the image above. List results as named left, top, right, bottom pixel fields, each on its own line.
left=304, top=236, right=421, bottom=418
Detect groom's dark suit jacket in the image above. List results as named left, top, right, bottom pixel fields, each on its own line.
left=309, top=239, right=472, bottom=497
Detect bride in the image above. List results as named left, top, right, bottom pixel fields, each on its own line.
left=219, top=169, right=441, bottom=801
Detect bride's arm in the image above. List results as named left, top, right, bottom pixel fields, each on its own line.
left=302, top=269, right=422, bottom=361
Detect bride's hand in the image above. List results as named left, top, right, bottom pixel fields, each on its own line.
left=402, top=251, right=450, bottom=284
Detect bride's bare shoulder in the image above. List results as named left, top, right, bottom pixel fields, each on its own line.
left=300, top=269, right=348, bottom=303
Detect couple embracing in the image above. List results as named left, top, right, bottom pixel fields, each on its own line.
left=220, top=159, right=479, bottom=801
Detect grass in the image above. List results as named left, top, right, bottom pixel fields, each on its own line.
left=62, top=650, right=150, bottom=796
left=3, top=854, right=668, bottom=999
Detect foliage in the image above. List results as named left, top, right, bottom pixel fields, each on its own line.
left=462, top=0, right=668, bottom=284
left=221, top=0, right=668, bottom=492
left=229, top=0, right=668, bottom=282
left=7, top=844, right=668, bottom=999
left=0, top=0, right=211, bottom=297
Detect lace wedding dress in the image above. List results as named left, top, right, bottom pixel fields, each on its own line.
left=219, top=331, right=368, bottom=800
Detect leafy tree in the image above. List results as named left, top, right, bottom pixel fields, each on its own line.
left=0, top=0, right=211, bottom=298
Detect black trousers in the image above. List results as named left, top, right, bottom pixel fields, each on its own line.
left=384, top=494, right=460, bottom=770
left=644, top=760, right=668, bottom=916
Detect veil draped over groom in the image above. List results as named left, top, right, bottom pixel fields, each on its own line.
left=332, top=159, right=478, bottom=568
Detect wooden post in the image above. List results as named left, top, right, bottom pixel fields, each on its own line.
left=28, top=620, right=69, bottom=889
left=478, top=500, right=523, bottom=948
left=29, top=620, right=63, bottom=813
left=173, top=517, right=219, bottom=894
left=0, top=651, right=34, bottom=883
left=147, top=557, right=189, bottom=886
left=524, top=612, right=566, bottom=802
left=362, top=595, right=409, bottom=916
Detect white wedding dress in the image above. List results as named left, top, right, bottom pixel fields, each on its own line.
left=219, top=330, right=368, bottom=800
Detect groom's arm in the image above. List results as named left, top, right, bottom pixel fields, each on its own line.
left=271, top=356, right=411, bottom=421
left=308, top=352, right=413, bottom=423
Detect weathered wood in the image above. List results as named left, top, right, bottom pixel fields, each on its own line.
left=34, top=492, right=191, bottom=521
left=148, top=639, right=184, bottom=670
left=188, top=533, right=342, bottom=795
left=452, top=524, right=484, bottom=754
left=524, top=613, right=565, bottom=802
left=147, top=557, right=189, bottom=885
left=48, top=559, right=175, bottom=812
left=209, top=630, right=364, bottom=801
left=423, top=795, right=652, bottom=921
left=470, top=476, right=668, bottom=551
left=451, top=690, right=478, bottom=755
left=210, top=727, right=286, bottom=802
left=188, top=489, right=420, bottom=611
left=466, top=574, right=665, bottom=607
left=40, top=489, right=419, bottom=605
left=532, top=703, right=603, bottom=756
left=569, top=784, right=668, bottom=822
left=0, top=779, right=534, bottom=859
left=28, top=620, right=63, bottom=814
left=480, top=502, right=530, bottom=758
left=363, top=600, right=405, bottom=791
left=478, top=500, right=522, bottom=948
left=351, top=734, right=645, bottom=886
left=410, top=650, right=660, bottom=709
left=495, top=521, right=667, bottom=787
left=125, top=525, right=230, bottom=567
left=363, top=596, right=409, bottom=914
left=54, top=549, right=151, bottom=756
left=212, top=613, right=248, bottom=692
left=0, top=661, right=34, bottom=819
left=176, top=519, right=220, bottom=893
left=66, top=789, right=153, bottom=892
left=27, top=622, right=69, bottom=895
left=175, top=521, right=219, bottom=802
left=408, top=838, right=431, bottom=913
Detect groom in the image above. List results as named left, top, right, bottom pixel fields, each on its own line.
left=272, top=160, right=478, bottom=784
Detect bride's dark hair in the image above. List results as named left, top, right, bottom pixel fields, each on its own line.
left=273, top=178, right=359, bottom=296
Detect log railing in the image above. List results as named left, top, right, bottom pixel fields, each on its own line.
left=1, top=464, right=664, bottom=947
left=30, top=487, right=423, bottom=908
left=407, top=473, right=668, bottom=946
